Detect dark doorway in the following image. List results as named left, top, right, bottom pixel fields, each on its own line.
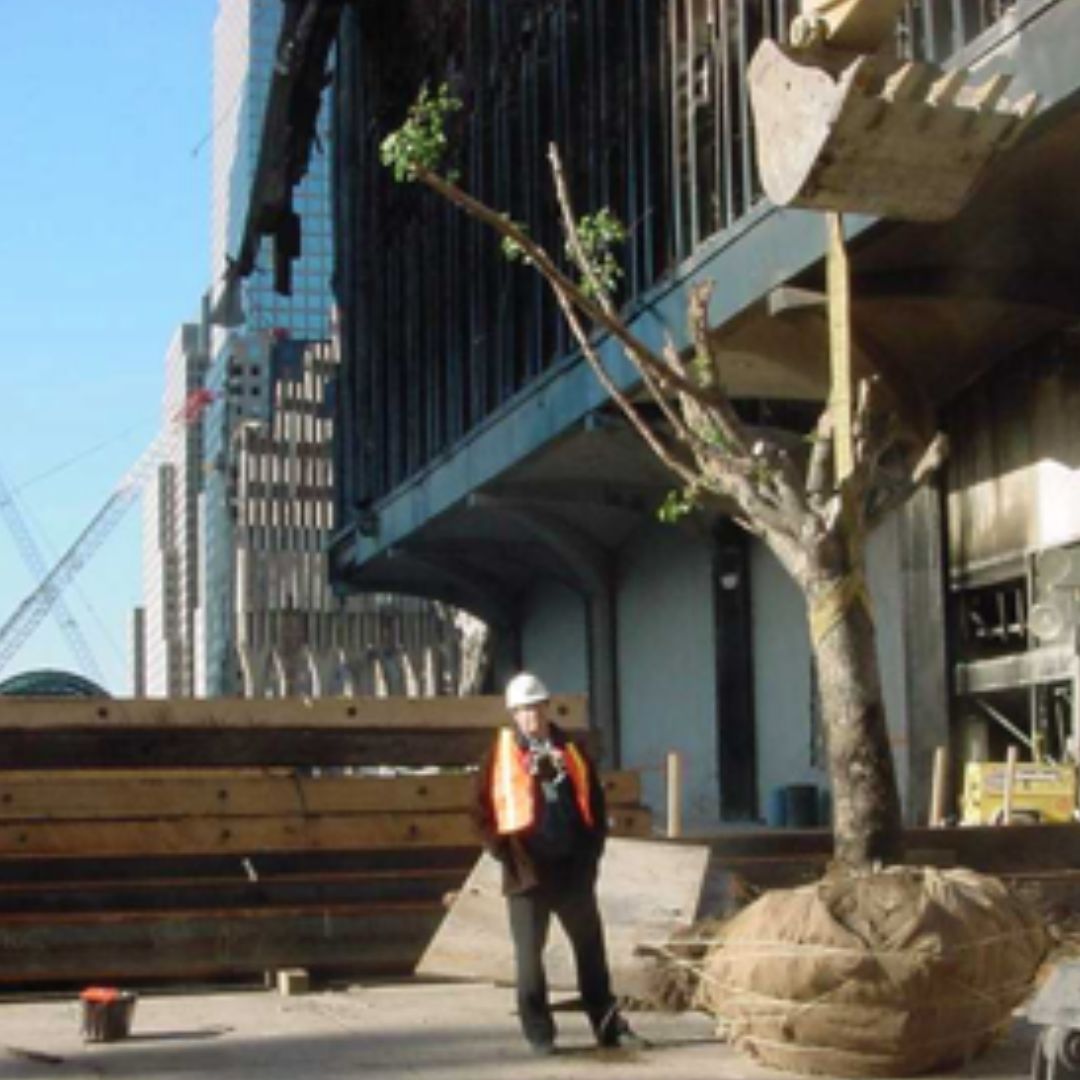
left=714, top=521, right=757, bottom=819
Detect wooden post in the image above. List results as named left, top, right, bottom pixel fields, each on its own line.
left=1002, top=744, right=1019, bottom=825
left=666, top=752, right=683, bottom=839
left=929, top=745, right=949, bottom=827
left=826, top=212, right=854, bottom=483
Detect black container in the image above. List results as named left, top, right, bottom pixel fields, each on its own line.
left=80, top=990, right=137, bottom=1043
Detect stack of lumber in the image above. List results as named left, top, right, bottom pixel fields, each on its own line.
left=0, top=696, right=650, bottom=988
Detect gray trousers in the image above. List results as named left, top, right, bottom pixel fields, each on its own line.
left=507, top=880, right=615, bottom=1047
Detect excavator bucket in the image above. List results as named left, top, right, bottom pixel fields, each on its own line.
left=792, top=0, right=908, bottom=51
left=748, top=38, right=1039, bottom=222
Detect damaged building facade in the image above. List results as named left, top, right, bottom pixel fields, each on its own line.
left=246, top=0, right=1080, bottom=827
left=193, top=0, right=483, bottom=699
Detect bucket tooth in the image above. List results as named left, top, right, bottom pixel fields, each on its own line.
left=961, top=71, right=1012, bottom=112
left=927, top=70, right=967, bottom=108
left=882, top=62, right=935, bottom=105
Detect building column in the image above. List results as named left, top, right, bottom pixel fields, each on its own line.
left=899, top=484, right=951, bottom=824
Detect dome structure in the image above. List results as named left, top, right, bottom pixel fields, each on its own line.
left=0, top=669, right=109, bottom=698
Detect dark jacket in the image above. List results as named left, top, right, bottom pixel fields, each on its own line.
left=474, top=721, right=608, bottom=896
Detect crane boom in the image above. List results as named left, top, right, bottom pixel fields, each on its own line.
left=0, top=464, right=106, bottom=684
left=0, top=390, right=213, bottom=678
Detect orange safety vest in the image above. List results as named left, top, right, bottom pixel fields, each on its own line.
left=490, top=727, right=595, bottom=835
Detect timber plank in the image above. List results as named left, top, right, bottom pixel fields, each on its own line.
left=0, top=810, right=481, bottom=858
left=0, top=899, right=439, bottom=926
left=0, top=904, right=443, bottom=984
left=0, top=769, right=641, bottom=821
left=0, top=846, right=477, bottom=884
left=689, top=823, right=1080, bottom=873
left=0, top=868, right=467, bottom=915
left=0, top=728, right=601, bottom=769
left=0, top=728, right=494, bottom=769
left=0, top=866, right=465, bottom=895
left=0, top=695, right=587, bottom=732
left=0, top=807, right=653, bottom=858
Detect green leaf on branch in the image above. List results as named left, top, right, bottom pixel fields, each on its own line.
left=657, top=486, right=698, bottom=524
left=706, top=425, right=732, bottom=453
left=380, top=83, right=463, bottom=183
left=573, top=208, right=626, bottom=301
left=500, top=216, right=532, bottom=264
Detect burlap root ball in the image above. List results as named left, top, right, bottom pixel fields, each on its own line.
left=696, top=865, right=1047, bottom=1077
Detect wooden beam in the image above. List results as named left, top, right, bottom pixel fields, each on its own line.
left=0, top=807, right=652, bottom=859
left=0, top=729, right=495, bottom=770
left=0, top=727, right=603, bottom=770
left=0, top=695, right=588, bottom=732
left=827, top=212, right=854, bottom=482
left=0, top=904, right=443, bottom=984
left=0, top=811, right=482, bottom=858
left=0, top=846, right=477, bottom=886
left=0, top=769, right=641, bottom=821
left=0, top=868, right=467, bottom=916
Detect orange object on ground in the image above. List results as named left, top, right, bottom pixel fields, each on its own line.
left=80, top=986, right=137, bottom=1042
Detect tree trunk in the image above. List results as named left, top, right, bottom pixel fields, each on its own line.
left=809, top=570, right=905, bottom=869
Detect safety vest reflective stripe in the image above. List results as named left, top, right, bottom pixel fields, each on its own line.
left=490, top=728, right=595, bottom=835
left=563, top=743, right=595, bottom=828
left=492, top=728, right=534, bottom=834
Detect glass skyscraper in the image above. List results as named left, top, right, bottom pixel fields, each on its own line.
left=199, top=0, right=333, bottom=695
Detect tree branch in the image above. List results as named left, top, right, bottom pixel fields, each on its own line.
left=547, top=144, right=615, bottom=320
left=415, top=165, right=717, bottom=408
left=865, top=432, right=950, bottom=529
left=547, top=154, right=698, bottom=461
left=806, top=409, right=835, bottom=510
left=687, top=282, right=752, bottom=453
left=541, top=253, right=702, bottom=490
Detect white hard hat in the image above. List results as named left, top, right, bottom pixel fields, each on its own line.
left=505, top=672, right=550, bottom=711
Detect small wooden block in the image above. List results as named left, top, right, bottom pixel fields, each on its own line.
left=276, top=968, right=310, bottom=996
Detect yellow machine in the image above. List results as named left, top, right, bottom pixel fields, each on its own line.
left=961, top=761, right=1078, bottom=826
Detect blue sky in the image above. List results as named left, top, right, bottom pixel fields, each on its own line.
left=0, top=3, right=218, bottom=692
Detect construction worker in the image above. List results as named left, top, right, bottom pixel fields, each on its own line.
left=475, top=671, right=635, bottom=1055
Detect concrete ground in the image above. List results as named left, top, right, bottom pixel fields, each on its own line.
left=0, top=980, right=1039, bottom=1080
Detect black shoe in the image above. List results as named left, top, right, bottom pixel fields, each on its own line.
left=596, top=1006, right=641, bottom=1049
left=528, top=1039, right=556, bottom=1056
left=613, top=1024, right=648, bottom=1050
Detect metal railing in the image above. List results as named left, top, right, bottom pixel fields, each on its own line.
left=664, top=0, right=1008, bottom=258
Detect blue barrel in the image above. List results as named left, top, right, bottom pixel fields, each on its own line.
left=785, top=784, right=819, bottom=828
left=765, top=786, right=788, bottom=828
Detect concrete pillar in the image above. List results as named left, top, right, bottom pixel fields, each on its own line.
left=587, top=585, right=619, bottom=766
left=900, top=484, right=951, bottom=825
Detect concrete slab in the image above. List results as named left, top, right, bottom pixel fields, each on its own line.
left=0, top=980, right=1038, bottom=1080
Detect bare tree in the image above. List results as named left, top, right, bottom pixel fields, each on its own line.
left=383, top=87, right=947, bottom=870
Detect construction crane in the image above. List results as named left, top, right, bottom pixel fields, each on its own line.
left=0, top=463, right=106, bottom=684
left=0, top=389, right=214, bottom=678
